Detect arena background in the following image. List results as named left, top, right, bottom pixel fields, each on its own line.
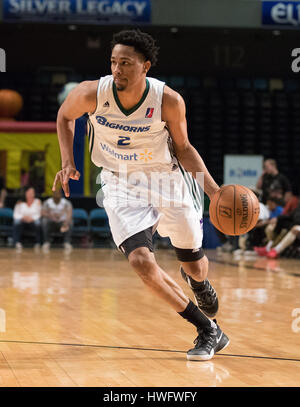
left=1, top=1, right=299, bottom=190
left=0, top=0, right=300, bottom=394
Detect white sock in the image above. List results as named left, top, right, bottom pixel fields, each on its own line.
left=274, top=231, right=297, bottom=254
left=266, top=241, right=273, bottom=251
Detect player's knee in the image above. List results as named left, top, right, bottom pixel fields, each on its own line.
left=128, top=249, right=159, bottom=284
left=129, top=254, right=152, bottom=272
left=183, top=256, right=209, bottom=281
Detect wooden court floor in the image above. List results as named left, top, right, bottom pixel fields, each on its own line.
left=0, top=247, right=299, bottom=387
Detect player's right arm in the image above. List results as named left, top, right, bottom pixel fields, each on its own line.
left=53, top=80, right=98, bottom=197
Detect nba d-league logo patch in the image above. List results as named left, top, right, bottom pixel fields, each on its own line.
left=145, top=107, right=154, bottom=118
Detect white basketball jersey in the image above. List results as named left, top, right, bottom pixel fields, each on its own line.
left=87, top=75, right=175, bottom=172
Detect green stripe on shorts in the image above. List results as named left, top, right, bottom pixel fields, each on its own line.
left=178, top=162, right=202, bottom=214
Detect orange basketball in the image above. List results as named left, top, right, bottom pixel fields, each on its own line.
left=0, top=89, right=23, bottom=119
left=209, top=184, right=260, bottom=236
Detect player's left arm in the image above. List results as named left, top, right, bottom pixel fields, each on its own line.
left=162, top=86, right=219, bottom=199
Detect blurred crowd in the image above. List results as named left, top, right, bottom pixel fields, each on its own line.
left=0, top=183, right=73, bottom=253
left=217, top=158, right=300, bottom=259
left=1, top=158, right=300, bottom=258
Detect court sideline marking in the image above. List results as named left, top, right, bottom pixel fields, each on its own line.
left=0, top=339, right=299, bottom=363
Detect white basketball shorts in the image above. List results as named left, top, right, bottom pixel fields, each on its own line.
left=99, top=164, right=204, bottom=250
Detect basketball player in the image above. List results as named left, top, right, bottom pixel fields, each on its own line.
left=52, top=29, right=229, bottom=360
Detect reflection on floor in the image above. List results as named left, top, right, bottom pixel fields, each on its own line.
left=0, top=248, right=299, bottom=387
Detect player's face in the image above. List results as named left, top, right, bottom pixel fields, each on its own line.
left=111, top=44, right=149, bottom=91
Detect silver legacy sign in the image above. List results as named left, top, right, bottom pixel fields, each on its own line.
left=3, top=0, right=151, bottom=24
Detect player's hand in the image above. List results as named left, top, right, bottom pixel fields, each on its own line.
left=208, top=186, right=221, bottom=201
left=52, top=166, right=80, bottom=197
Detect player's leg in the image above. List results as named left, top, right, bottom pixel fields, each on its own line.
left=128, top=245, right=229, bottom=361
left=172, top=247, right=229, bottom=360
left=120, top=228, right=218, bottom=337
left=101, top=170, right=227, bottom=360
left=156, top=164, right=218, bottom=316
left=176, top=249, right=218, bottom=318
left=157, top=208, right=219, bottom=317
left=120, top=228, right=196, bottom=311
left=128, top=246, right=188, bottom=311
left=121, top=226, right=229, bottom=360
left=156, top=188, right=228, bottom=359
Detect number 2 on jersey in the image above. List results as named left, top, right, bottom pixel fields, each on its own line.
left=117, top=136, right=131, bottom=146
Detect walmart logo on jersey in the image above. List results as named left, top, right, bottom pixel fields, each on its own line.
left=96, top=115, right=150, bottom=132
left=100, top=143, right=153, bottom=162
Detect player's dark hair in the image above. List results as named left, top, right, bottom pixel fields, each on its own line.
left=111, top=29, right=159, bottom=67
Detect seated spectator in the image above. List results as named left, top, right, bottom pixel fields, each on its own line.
left=255, top=200, right=300, bottom=258
left=41, top=189, right=73, bottom=253
left=249, top=196, right=282, bottom=235
left=0, top=176, right=7, bottom=208
left=262, top=191, right=300, bottom=250
left=281, top=190, right=299, bottom=216
left=266, top=224, right=300, bottom=259
left=13, top=186, right=42, bottom=252
left=253, top=197, right=283, bottom=255
left=256, top=159, right=292, bottom=204
left=236, top=198, right=270, bottom=254
left=266, top=197, right=284, bottom=219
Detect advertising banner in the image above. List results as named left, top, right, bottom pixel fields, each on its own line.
left=224, top=155, right=263, bottom=189
left=262, top=1, right=300, bottom=26
left=3, top=0, right=151, bottom=24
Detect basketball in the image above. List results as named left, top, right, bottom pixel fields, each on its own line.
left=209, top=184, right=260, bottom=236
left=0, top=89, right=23, bottom=120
